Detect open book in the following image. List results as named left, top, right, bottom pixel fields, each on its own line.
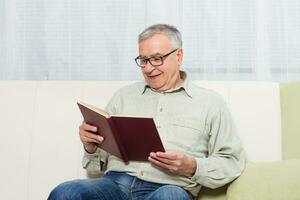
left=77, top=101, right=165, bottom=162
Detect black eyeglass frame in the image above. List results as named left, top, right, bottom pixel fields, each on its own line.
left=135, top=48, right=178, bottom=68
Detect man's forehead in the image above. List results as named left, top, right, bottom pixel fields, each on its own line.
left=139, top=52, right=164, bottom=58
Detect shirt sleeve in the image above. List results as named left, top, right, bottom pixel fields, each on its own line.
left=190, top=101, right=246, bottom=188
left=82, top=147, right=109, bottom=174
left=81, top=89, right=122, bottom=173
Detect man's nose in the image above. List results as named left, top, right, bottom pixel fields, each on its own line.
left=143, top=61, right=155, bottom=72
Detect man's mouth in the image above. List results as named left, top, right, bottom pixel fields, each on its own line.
left=148, top=73, right=161, bottom=78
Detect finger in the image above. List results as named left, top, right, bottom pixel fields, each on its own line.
left=80, top=130, right=104, bottom=142
left=153, top=152, right=179, bottom=160
left=148, top=156, right=177, bottom=172
left=81, top=135, right=102, bottom=144
left=149, top=152, right=174, bottom=165
left=80, top=122, right=98, bottom=132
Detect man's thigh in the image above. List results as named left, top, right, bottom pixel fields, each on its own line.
left=48, top=176, right=129, bottom=200
left=144, top=185, right=191, bottom=200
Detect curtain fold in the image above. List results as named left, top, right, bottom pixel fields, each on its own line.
left=0, top=0, right=299, bottom=81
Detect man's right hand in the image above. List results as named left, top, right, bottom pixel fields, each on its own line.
left=79, top=122, right=104, bottom=154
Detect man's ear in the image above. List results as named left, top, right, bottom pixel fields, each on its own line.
left=177, top=48, right=183, bottom=65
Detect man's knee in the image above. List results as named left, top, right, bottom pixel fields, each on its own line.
left=149, top=185, right=191, bottom=200
left=48, top=181, right=80, bottom=200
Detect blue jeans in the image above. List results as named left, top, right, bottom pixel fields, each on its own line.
left=48, top=171, right=192, bottom=200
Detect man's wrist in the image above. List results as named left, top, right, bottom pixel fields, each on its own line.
left=187, top=157, right=197, bottom=177
left=83, top=145, right=97, bottom=154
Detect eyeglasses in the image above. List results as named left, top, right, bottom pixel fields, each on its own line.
left=135, top=48, right=178, bottom=68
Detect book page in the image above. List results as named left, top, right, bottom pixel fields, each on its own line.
left=78, top=101, right=110, bottom=118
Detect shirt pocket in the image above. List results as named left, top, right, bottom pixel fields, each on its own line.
left=166, top=118, right=208, bottom=153
left=172, top=119, right=202, bottom=132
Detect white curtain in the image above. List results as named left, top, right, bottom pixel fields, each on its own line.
left=0, top=0, right=299, bottom=81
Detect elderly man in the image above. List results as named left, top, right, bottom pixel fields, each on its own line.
left=48, top=24, right=245, bottom=200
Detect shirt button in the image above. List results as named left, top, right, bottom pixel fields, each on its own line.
left=156, top=125, right=161, bottom=129
left=140, top=171, right=144, bottom=176
left=159, top=108, right=163, bottom=112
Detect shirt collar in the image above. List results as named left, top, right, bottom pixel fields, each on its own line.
left=141, top=71, right=193, bottom=98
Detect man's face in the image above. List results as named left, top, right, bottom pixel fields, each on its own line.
left=138, top=34, right=183, bottom=91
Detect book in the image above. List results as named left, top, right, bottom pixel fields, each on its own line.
left=77, top=101, right=165, bottom=162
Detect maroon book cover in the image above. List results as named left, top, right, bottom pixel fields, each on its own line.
left=77, top=102, right=165, bottom=162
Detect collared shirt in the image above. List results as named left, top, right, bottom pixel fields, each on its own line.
left=82, top=71, right=245, bottom=197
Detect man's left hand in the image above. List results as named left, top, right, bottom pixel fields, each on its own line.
left=148, top=152, right=196, bottom=177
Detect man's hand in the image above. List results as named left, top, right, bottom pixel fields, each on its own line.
left=148, top=152, right=197, bottom=177
left=79, top=122, right=104, bottom=153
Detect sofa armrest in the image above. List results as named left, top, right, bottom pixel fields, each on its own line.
left=227, top=159, right=300, bottom=200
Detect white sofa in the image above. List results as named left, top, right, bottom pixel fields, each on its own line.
left=0, top=80, right=293, bottom=199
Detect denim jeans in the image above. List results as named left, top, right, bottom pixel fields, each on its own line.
left=48, top=171, right=192, bottom=200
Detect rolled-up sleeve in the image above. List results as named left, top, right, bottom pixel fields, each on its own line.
left=82, top=148, right=109, bottom=174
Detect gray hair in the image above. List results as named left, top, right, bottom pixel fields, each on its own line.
left=138, top=24, right=182, bottom=49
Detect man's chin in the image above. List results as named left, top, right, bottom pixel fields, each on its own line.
left=148, top=83, right=166, bottom=91
left=147, top=81, right=160, bottom=89
left=145, top=78, right=165, bottom=91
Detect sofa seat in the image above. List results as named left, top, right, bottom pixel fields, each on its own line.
left=0, top=80, right=299, bottom=200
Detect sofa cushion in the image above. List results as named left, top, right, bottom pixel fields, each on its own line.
left=280, top=81, right=300, bottom=159
left=227, top=160, right=300, bottom=200
left=197, top=185, right=227, bottom=200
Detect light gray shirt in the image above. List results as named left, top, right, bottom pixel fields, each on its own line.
left=82, top=72, right=245, bottom=197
